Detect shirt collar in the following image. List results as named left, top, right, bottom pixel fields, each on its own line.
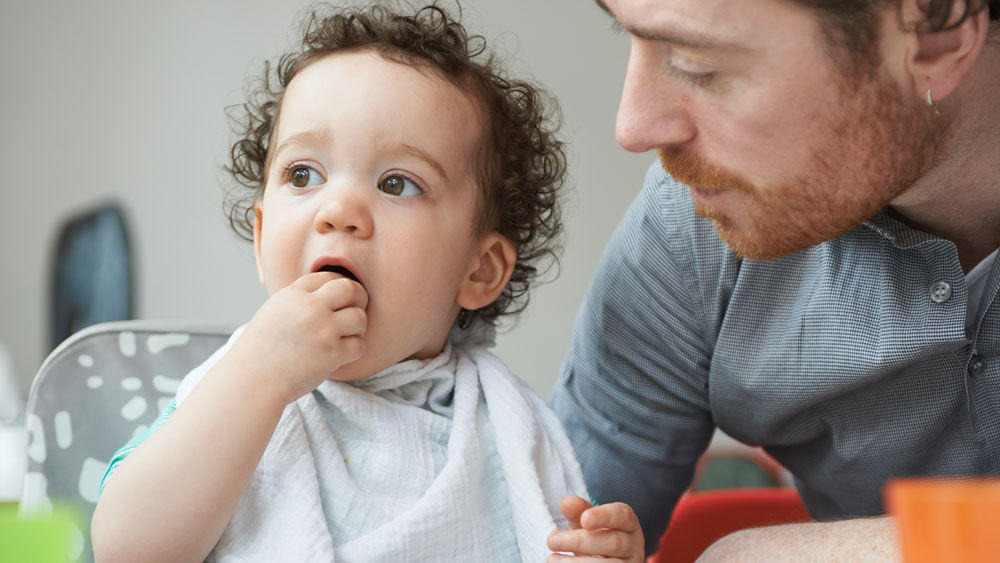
left=860, top=208, right=943, bottom=249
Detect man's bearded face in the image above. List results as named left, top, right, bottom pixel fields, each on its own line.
left=660, top=70, right=945, bottom=260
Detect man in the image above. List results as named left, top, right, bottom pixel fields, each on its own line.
left=550, top=0, right=1000, bottom=559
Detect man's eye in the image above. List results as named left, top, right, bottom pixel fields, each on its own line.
left=666, top=55, right=716, bottom=88
left=378, top=174, right=423, bottom=197
left=287, top=165, right=324, bottom=188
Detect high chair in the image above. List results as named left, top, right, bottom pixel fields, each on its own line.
left=19, top=320, right=232, bottom=562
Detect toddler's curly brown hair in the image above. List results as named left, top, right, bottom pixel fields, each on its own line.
left=224, top=1, right=565, bottom=329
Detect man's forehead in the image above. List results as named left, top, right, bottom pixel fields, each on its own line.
left=596, top=0, right=768, bottom=19
left=595, top=0, right=813, bottom=53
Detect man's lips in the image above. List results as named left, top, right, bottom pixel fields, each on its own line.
left=689, top=185, right=732, bottom=206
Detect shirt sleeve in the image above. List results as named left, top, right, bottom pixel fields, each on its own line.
left=98, top=398, right=177, bottom=496
left=551, top=163, right=724, bottom=554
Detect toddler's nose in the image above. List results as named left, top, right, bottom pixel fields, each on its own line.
left=313, top=188, right=373, bottom=237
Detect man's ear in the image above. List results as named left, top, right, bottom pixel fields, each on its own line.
left=456, top=233, right=516, bottom=311
left=902, top=0, right=990, bottom=103
left=252, top=202, right=266, bottom=286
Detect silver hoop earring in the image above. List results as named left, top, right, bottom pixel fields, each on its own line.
left=926, top=89, right=940, bottom=116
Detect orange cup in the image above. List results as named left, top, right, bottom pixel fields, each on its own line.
left=886, top=478, right=1000, bottom=563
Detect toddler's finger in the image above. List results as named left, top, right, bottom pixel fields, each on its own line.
left=314, top=277, right=369, bottom=311
left=292, top=270, right=345, bottom=292
left=548, top=554, right=627, bottom=563
left=548, top=528, right=633, bottom=559
left=331, top=307, right=367, bottom=338
left=332, top=334, right=365, bottom=365
left=559, top=495, right=592, bottom=530
left=581, top=502, right=640, bottom=532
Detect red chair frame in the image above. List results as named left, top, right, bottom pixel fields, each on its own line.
left=648, top=487, right=811, bottom=563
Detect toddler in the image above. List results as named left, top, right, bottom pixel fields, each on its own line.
left=91, top=3, right=642, bottom=562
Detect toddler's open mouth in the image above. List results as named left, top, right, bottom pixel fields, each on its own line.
left=317, top=264, right=360, bottom=285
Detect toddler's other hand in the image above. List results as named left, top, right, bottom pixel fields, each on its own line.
left=547, top=495, right=644, bottom=563
left=230, top=271, right=368, bottom=404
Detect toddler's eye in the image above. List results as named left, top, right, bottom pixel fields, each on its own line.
left=287, top=165, right=324, bottom=189
left=378, top=174, right=423, bottom=197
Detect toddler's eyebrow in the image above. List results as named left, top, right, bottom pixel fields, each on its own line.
left=273, top=129, right=449, bottom=181
left=399, top=143, right=449, bottom=182
left=273, top=129, right=334, bottom=160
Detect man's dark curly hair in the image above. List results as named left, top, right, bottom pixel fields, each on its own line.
left=224, top=1, right=565, bottom=329
left=792, top=0, right=998, bottom=74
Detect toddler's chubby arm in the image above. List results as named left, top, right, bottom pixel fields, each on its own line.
left=91, top=272, right=367, bottom=563
left=547, top=495, right=645, bottom=563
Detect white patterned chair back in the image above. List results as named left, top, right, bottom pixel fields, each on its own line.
left=20, top=320, right=232, bottom=562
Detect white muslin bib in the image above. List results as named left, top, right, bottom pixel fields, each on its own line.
left=176, top=324, right=587, bottom=562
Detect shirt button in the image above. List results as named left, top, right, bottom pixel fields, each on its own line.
left=969, top=356, right=985, bottom=377
left=929, top=281, right=952, bottom=303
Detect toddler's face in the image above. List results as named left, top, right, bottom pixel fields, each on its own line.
left=253, top=50, right=488, bottom=380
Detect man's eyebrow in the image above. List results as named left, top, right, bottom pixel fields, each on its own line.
left=399, top=143, right=449, bottom=182
left=628, top=24, right=745, bottom=52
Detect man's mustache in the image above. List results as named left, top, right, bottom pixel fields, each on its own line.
left=658, top=148, right=757, bottom=195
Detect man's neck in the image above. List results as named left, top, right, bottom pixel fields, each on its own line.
left=889, top=45, right=1000, bottom=273
left=891, top=175, right=1000, bottom=273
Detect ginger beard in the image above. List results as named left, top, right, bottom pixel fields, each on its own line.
left=660, top=69, right=947, bottom=260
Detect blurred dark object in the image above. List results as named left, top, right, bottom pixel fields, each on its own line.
left=49, top=204, right=133, bottom=350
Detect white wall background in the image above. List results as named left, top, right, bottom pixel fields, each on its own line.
left=0, top=0, right=651, bottom=401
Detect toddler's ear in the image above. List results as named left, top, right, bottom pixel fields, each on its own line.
left=252, top=202, right=266, bottom=286
left=456, top=233, right=516, bottom=311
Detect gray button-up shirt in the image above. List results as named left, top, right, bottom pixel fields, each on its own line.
left=551, top=162, right=999, bottom=549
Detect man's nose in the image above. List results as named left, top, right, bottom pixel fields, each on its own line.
left=313, top=186, right=374, bottom=238
left=616, top=41, right=697, bottom=153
